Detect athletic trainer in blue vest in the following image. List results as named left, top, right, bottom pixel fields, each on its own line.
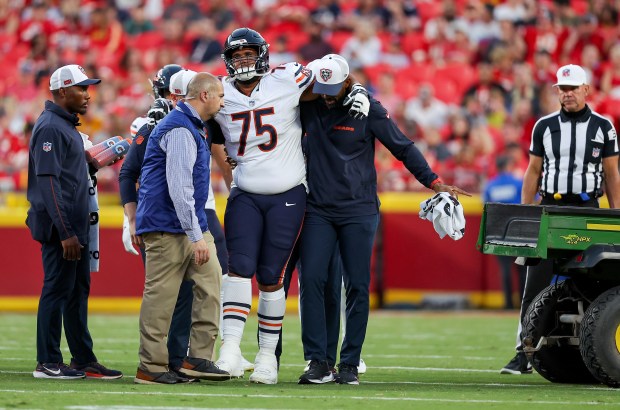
left=134, top=73, right=229, bottom=385
left=297, top=56, right=471, bottom=385
left=119, top=67, right=232, bottom=376
left=27, top=64, right=122, bottom=380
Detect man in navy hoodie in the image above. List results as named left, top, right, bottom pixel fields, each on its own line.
left=298, top=56, right=470, bottom=385
left=27, top=64, right=122, bottom=380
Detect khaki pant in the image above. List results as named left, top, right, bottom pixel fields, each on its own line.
left=138, top=231, right=221, bottom=373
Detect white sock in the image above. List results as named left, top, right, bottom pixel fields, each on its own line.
left=222, top=276, right=251, bottom=346
left=257, top=288, right=285, bottom=354
left=219, top=273, right=228, bottom=341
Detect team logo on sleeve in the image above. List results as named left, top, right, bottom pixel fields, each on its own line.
left=42, top=142, right=52, bottom=152
left=320, top=68, right=332, bottom=82
left=592, top=147, right=600, bottom=158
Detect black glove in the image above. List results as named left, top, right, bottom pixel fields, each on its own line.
left=147, top=98, right=174, bottom=129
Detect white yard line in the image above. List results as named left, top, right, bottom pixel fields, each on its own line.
left=0, top=371, right=602, bottom=390
left=68, top=407, right=270, bottom=410
left=0, top=390, right=617, bottom=406
left=277, top=364, right=498, bottom=373
left=362, top=354, right=497, bottom=361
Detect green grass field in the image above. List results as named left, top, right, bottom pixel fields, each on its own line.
left=0, top=311, right=618, bottom=409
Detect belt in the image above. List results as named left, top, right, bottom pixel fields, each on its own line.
left=540, top=191, right=599, bottom=203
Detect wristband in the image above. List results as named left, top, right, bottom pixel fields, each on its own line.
left=430, top=178, right=443, bottom=189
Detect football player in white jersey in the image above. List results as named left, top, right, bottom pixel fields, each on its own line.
left=214, top=27, right=370, bottom=384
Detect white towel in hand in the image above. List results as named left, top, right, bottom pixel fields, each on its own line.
left=419, top=192, right=466, bottom=240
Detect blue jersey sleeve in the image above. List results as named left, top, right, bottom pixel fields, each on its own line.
left=119, top=124, right=150, bottom=205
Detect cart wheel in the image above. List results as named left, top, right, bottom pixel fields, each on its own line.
left=522, top=279, right=599, bottom=384
left=580, top=286, right=620, bottom=387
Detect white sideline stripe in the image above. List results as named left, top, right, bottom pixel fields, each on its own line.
left=1, top=390, right=619, bottom=406
left=68, top=407, right=269, bottom=410
left=0, top=373, right=615, bottom=392
left=0, top=361, right=501, bottom=372
left=362, top=381, right=618, bottom=390
left=363, top=354, right=496, bottom=361
left=278, top=364, right=498, bottom=373
left=0, top=347, right=119, bottom=354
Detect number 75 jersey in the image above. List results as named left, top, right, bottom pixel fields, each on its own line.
left=215, top=62, right=313, bottom=195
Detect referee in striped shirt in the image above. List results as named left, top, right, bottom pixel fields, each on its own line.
left=501, top=64, right=620, bottom=375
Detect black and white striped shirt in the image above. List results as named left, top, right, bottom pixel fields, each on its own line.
left=530, top=105, right=619, bottom=195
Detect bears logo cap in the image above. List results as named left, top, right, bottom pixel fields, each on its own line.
left=312, top=57, right=349, bottom=96
left=49, top=65, right=101, bottom=90
left=553, top=64, right=588, bottom=87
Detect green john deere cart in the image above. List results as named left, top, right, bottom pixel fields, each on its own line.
left=477, top=203, right=620, bottom=387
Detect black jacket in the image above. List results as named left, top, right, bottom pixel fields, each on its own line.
left=300, top=97, right=438, bottom=217
left=26, top=100, right=90, bottom=243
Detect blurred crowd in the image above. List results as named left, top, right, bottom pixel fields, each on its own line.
left=1, top=0, right=620, bottom=195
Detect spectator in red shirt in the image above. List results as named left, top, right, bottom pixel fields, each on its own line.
left=600, top=43, right=620, bottom=99
left=559, top=14, right=605, bottom=64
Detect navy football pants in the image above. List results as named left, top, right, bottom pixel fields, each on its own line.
left=37, top=229, right=97, bottom=364
left=299, top=212, right=379, bottom=366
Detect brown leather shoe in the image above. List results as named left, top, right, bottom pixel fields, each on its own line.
left=134, top=368, right=193, bottom=385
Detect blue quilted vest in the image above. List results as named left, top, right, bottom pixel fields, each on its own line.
left=136, top=102, right=210, bottom=235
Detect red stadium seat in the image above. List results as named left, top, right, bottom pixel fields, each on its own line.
left=393, top=69, right=421, bottom=99
left=417, top=0, right=444, bottom=24
left=327, top=30, right=353, bottom=53
left=428, top=77, right=460, bottom=105
left=570, top=0, right=589, bottom=15
left=400, top=32, right=427, bottom=57
left=397, top=62, right=435, bottom=84
left=597, top=97, right=620, bottom=120
left=435, top=63, right=477, bottom=94
left=127, top=31, right=164, bottom=50
left=364, top=63, right=395, bottom=86
left=287, top=32, right=310, bottom=54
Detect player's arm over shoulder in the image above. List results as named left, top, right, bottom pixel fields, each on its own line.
left=271, top=62, right=313, bottom=91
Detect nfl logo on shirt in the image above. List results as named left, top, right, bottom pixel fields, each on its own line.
left=592, top=147, right=600, bottom=158
left=42, top=142, right=52, bottom=152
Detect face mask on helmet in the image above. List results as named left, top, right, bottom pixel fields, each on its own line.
left=222, top=28, right=270, bottom=82
left=152, top=64, right=183, bottom=99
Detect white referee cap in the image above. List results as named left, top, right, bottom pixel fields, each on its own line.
left=553, top=64, right=588, bottom=87
left=49, top=65, right=101, bottom=90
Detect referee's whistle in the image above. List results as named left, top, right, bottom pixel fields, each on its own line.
left=553, top=193, right=562, bottom=200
